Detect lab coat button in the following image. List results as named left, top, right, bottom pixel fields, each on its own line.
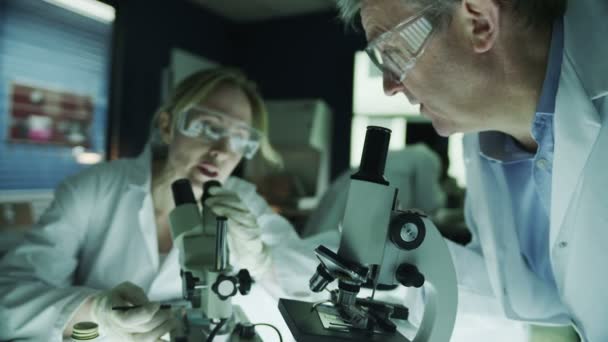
left=558, top=241, right=568, bottom=248
left=536, top=159, right=548, bottom=170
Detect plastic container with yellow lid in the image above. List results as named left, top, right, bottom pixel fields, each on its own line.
left=71, top=321, right=104, bottom=341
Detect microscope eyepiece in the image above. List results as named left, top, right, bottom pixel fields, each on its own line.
left=351, top=126, right=391, bottom=185
left=202, top=180, right=222, bottom=203
left=171, top=179, right=196, bottom=206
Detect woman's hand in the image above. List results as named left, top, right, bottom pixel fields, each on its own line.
left=204, top=187, right=271, bottom=278
left=90, top=282, right=175, bottom=341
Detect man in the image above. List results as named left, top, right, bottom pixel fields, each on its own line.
left=336, top=0, right=608, bottom=341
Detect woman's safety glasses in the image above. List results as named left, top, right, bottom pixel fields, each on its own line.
left=176, top=106, right=261, bottom=159
left=365, top=6, right=435, bottom=83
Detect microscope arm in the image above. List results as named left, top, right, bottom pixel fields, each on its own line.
left=391, top=214, right=457, bottom=342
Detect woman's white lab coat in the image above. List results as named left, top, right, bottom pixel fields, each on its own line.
left=449, top=0, right=608, bottom=340
left=0, top=147, right=302, bottom=341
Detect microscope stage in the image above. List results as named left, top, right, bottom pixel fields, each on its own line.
left=278, top=299, right=411, bottom=342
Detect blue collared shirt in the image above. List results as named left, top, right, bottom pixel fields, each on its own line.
left=478, top=18, right=564, bottom=287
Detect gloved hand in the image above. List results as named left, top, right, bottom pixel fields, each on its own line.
left=204, top=187, right=271, bottom=279
left=90, top=282, right=175, bottom=341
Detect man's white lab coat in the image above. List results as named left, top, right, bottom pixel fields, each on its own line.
left=0, top=147, right=301, bottom=341
left=451, top=0, right=608, bottom=340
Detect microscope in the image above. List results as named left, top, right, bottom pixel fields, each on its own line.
left=278, top=126, right=458, bottom=342
left=169, top=180, right=261, bottom=341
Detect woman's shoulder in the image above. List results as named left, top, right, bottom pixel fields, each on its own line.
left=60, top=157, right=141, bottom=195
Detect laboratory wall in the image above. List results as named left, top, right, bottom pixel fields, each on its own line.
left=109, top=4, right=363, bottom=178
left=0, top=0, right=112, bottom=189
left=234, top=12, right=365, bottom=178
left=109, top=0, right=237, bottom=158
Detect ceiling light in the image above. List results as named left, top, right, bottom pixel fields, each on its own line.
left=43, top=0, right=115, bottom=23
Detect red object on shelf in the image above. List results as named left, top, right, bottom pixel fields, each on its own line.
left=8, top=82, right=94, bottom=147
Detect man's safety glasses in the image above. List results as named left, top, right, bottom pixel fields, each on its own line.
left=176, top=106, right=261, bottom=159
left=365, top=6, right=435, bottom=83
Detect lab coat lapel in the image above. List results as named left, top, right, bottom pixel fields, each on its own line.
left=147, top=248, right=180, bottom=301
left=127, top=146, right=160, bottom=271
left=137, top=193, right=159, bottom=270
left=108, top=187, right=158, bottom=287
left=550, top=61, right=601, bottom=251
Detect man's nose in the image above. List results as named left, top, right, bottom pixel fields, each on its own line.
left=383, top=70, right=406, bottom=96
left=209, top=136, right=232, bottom=156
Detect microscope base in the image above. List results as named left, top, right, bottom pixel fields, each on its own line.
left=171, top=305, right=262, bottom=342
left=278, top=299, right=411, bottom=342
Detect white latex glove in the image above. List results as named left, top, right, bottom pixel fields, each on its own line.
left=204, top=187, right=272, bottom=278
left=90, top=282, right=175, bottom=341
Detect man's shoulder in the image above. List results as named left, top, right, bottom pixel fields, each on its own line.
left=563, top=0, right=608, bottom=99
left=60, top=158, right=136, bottom=195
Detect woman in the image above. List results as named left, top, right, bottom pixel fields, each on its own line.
left=0, top=68, right=300, bottom=341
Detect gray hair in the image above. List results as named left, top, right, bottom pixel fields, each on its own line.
left=336, top=0, right=567, bottom=30
left=336, top=0, right=363, bottom=26
left=337, top=0, right=456, bottom=30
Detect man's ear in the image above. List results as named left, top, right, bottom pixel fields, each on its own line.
left=158, top=111, right=173, bottom=144
left=459, top=0, right=500, bottom=53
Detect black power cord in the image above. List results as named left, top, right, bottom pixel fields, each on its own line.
left=234, top=322, right=283, bottom=342
left=252, top=323, right=283, bottom=342
left=205, top=319, right=227, bottom=342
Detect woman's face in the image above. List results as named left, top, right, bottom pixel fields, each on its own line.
left=165, top=82, right=253, bottom=188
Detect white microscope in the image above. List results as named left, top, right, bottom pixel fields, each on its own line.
left=278, top=126, right=458, bottom=342
left=169, top=180, right=261, bottom=341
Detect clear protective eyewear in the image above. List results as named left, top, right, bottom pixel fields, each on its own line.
left=176, top=106, right=261, bottom=159
left=365, top=6, right=435, bottom=83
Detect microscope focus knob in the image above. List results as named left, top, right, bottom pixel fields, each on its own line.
left=309, top=264, right=335, bottom=293
left=212, top=274, right=238, bottom=301
left=390, top=211, right=426, bottom=251
left=237, top=269, right=253, bottom=295
left=396, top=263, right=425, bottom=288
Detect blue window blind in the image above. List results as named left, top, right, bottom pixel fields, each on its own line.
left=0, top=0, right=113, bottom=190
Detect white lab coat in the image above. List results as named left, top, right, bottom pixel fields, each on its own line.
left=0, top=146, right=302, bottom=341
left=450, top=0, right=608, bottom=341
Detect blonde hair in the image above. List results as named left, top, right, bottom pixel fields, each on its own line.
left=149, top=67, right=282, bottom=167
